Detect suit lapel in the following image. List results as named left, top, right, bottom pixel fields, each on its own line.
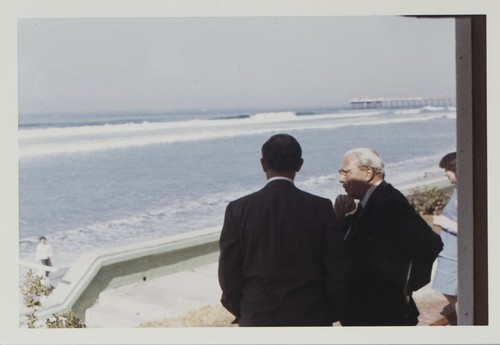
left=344, top=203, right=364, bottom=241
left=348, top=181, right=389, bottom=240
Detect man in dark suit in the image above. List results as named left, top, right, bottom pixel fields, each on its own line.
left=334, top=147, right=427, bottom=326
left=218, top=134, right=351, bottom=327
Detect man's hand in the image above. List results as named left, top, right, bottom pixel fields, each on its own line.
left=334, top=194, right=356, bottom=219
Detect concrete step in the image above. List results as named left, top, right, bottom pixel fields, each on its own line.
left=85, top=292, right=179, bottom=327
left=85, top=263, right=221, bottom=327
left=86, top=301, right=163, bottom=327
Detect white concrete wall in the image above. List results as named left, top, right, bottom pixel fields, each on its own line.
left=28, top=226, right=221, bottom=322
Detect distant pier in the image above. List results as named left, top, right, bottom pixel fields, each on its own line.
left=349, top=97, right=456, bottom=109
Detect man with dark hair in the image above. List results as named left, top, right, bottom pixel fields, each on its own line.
left=261, top=134, right=303, bottom=171
left=218, top=133, right=351, bottom=326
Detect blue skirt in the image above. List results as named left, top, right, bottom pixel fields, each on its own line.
left=432, top=230, right=457, bottom=296
left=432, top=255, right=458, bottom=296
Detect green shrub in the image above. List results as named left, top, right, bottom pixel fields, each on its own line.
left=19, top=269, right=86, bottom=328
left=407, top=187, right=452, bottom=215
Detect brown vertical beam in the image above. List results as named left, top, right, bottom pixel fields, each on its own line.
left=470, top=15, right=488, bottom=326
left=456, top=15, right=488, bottom=325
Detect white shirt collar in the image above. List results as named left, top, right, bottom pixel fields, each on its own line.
left=360, top=180, right=383, bottom=207
left=267, top=176, right=294, bottom=184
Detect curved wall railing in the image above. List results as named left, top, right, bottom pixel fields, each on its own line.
left=21, top=226, right=221, bottom=322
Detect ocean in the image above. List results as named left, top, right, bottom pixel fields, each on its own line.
left=18, top=107, right=456, bottom=271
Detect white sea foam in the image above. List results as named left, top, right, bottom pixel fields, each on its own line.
left=394, top=108, right=423, bottom=115
left=18, top=110, right=452, bottom=158
left=19, top=110, right=384, bottom=140
left=18, top=187, right=252, bottom=268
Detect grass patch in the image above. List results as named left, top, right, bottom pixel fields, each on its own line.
left=138, top=303, right=235, bottom=327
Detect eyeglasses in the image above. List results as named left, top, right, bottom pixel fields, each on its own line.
left=338, top=167, right=363, bottom=176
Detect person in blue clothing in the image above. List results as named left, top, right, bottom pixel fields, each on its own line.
left=432, top=152, right=458, bottom=324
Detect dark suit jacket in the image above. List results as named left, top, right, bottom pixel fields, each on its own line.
left=340, top=181, right=423, bottom=326
left=218, top=179, right=351, bottom=326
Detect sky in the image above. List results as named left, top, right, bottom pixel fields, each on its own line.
left=17, top=16, right=456, bottom=115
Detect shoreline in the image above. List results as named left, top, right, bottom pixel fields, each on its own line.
left=18, top=173, right=450, bottom=281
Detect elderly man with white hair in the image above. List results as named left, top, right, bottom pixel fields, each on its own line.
left=333, top=147, right=442, bottom=326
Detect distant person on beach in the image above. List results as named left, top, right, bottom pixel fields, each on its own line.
left=432, top=152, right=458, bottom=324
left=35, top=236, right=53, bottom=277
left=333, top=147, right=442, bottom=326
left=218, top=134, right=351, bottom=326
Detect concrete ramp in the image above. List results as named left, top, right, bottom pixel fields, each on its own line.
left=85, top=262, right=221, bottom=327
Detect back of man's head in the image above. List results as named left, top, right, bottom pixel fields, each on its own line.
left=261, top=134, right=302, bottom=172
